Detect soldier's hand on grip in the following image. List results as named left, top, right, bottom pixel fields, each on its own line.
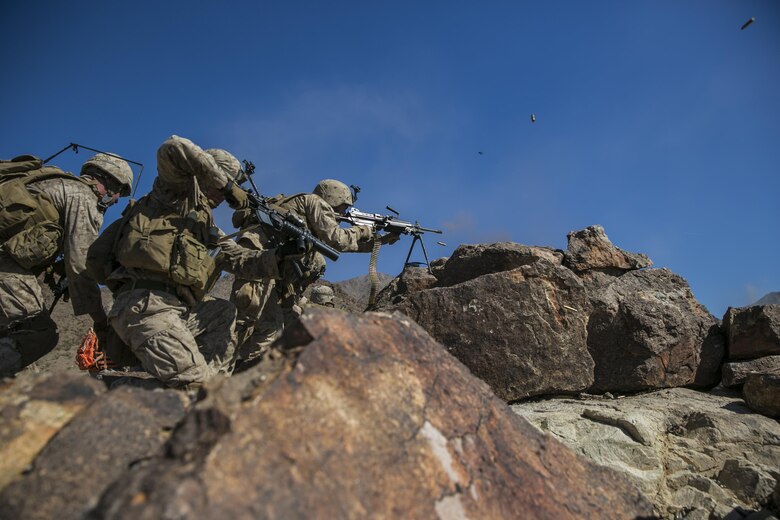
left=223, top=181, right=250, bottom=210
left=380, top=232, right=401, bottom=245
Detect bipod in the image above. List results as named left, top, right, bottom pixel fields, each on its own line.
left=404, top=231, right=433, bottom=274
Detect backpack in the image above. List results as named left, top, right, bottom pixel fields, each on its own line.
left=0, top=156, right=76, bottom=269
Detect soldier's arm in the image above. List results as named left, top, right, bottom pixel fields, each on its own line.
left=61, top=185, right=106, bottom=320
left=306, top=197, right=374, bottom=252
left=156, top=135, right=230, bottom=191
left=218, top=238, right=281, bottom=281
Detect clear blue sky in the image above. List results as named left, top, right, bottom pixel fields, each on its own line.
left=2, top=1, right=778, bottom=317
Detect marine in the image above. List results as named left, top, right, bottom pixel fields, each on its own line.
left=231, top=179, right=399, bottom=362
left=0, top=152, right=132, bottom=375
left=96, top=135, right=300, bottom=389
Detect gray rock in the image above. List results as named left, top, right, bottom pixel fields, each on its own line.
left=372, top=265, right=437, bottom=308
left=512, top=388, right=780, bottom=519
left=722, top=356, right=780, bottom=388
left=587, top=268, right=725, bottom=392
left=718, top=459, right=777, bottom=506
left=433, top=242, right=563, bottom=287
left=0, top=385, right=189, bottom=519
left=743, top=373, right=780, bottom=418
left=564, top=225, right=652, bottom=273
left=723, top=306, right=780, bottom=360
left=385, top=258, right=595, bottom=401
left=0, top=373, right=104, bottom=492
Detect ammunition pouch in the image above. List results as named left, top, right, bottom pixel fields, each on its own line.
left=2, top=220, right=63, bottom=269
left=170, top=233, right=216, bottom=293
left=1, top=160, right=90, bottom=270
left=114, top=196, right=217, bottom=297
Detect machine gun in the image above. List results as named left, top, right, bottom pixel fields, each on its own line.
left=337, top=206, right=443, bottom=273
left=238, top=161, right=340, bottom=263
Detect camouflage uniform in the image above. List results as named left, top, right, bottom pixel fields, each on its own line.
left=309, top=285, right=335, bottom=308
left=233, top=190, right=374, bottom=361
left=0, top=160, right=126, bottom=375
left=106, top=136, right=280, bottom=388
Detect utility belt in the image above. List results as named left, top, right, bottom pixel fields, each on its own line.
left=116, top=279, right=178, bottom=296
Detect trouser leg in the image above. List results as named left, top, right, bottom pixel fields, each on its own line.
left=109, top=289, right=212, bottom=388
left=186, top=297, right=237, bottom=374
left=0, top=255, right=46, bottom=329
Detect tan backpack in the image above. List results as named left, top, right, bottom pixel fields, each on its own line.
left=0, top=156, right=76, bottom=269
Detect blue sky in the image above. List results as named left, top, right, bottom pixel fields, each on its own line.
left=1, top=1, right=778, bottom=317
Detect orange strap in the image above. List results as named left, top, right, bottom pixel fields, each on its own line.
left=75, top=328, right=113, bottom=371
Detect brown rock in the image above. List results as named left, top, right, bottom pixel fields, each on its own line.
left=722, top=356, right=780, bottom=388
left=723, top=305, right=780, bottom=360
left=373, top=265, right=437, bottom=308
left=433, top=242, right=563, bottom=287
left=743, top=373, right=780, bottom=418
left=0, top=373, right=104, bottom=491
left=384, top=258, right=595, bottom=401
left=587, top=268, right=725, bottom=393
left=564, top=225, right=652, bottom=273
left=0, top=385, right=188, bottom=519
left=88, top=310, right=651, bottom=519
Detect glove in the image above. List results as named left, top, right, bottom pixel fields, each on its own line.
left=222, top=181, right=249, bottom=210
left=380, top=232, right=401, bottom=245
left=357, top=225, right=374, bottom=241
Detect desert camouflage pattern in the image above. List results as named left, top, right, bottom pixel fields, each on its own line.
left=0, top=253, right=46, bottom=329
left=81, top=153, right=134, bottom=195
left=0, top=176, right=104, bottom=326
left=283, top=193, right=373, bottom=253
left=106, top=136, right=280, bottom=386
left=156, top=135, right=230, bottom=192
left=109, top=289, right=236, bottom=388
left=231, top=193, right=374, bottom=360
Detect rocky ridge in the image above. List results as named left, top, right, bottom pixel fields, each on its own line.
left=1, top=224, right=779, bottom=519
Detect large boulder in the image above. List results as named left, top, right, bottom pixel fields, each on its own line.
left=0, top=385, right=189, bottom=519
left=512, top=388, right=780, bottom=519
left=0, top=373, right=104, bottom=491
left=432, top=242, right=564, bottom=287
left=87, top=310, right=651, bottom=519
left=722, top=305, right=780, bottom=360
left=722, top=356, right=780, bottom=388
left=372, top=265, right=438, bottom=308
left=586, top=268, right=725, bottom=393
left=564, top=225, right=652, bottom=273
left=743, top=373, right=780, bottom=418
left=383, top=258, right=595, bottom=401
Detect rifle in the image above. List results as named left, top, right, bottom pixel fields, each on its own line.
left=337, top=206, right=443, bottom=272
left=238, top=161, right=340, bottom=263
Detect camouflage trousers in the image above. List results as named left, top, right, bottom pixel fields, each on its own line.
left=0, top=253, right=46, bottom=328
left=0, top=253, right=58, bottom=375
left=232, top=278, right=284, bottom=363
left=232, top=278, right=311, bottom=363
left=108, top=288, right=237, bottom=389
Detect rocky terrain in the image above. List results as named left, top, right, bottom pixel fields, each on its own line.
left=1, top=225, right=779, bottom=519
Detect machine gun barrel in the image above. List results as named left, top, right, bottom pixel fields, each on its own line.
left=337, top=208, right=442, bottom=235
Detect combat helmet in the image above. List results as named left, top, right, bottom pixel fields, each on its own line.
left=310, top=285, right=335, bottom=307
left=205, top=148, right=244, bottom=184
left=313, top=179, right=353, bottom=209
left=80, top=153, right=133, bottom=196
